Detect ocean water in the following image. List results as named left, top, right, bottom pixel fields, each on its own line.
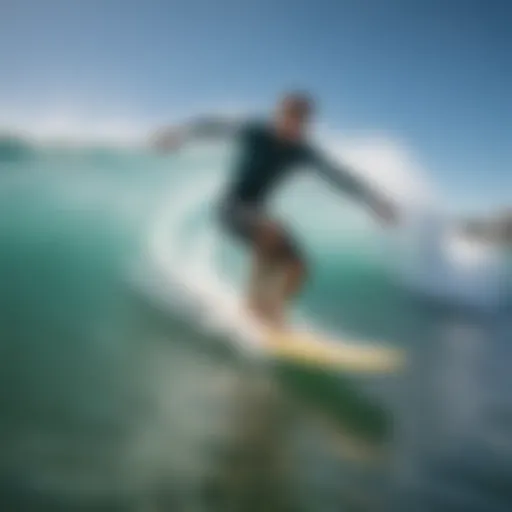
left=0, top=136, right=511, bottom=511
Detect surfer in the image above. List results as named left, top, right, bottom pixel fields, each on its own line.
left=216, top=92, right=397, bottom=327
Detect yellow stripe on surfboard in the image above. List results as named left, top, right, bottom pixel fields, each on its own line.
left=263, top=328, right=405, bottom=373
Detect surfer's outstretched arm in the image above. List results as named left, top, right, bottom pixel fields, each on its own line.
left=183, top=117, right=245, bottom=141
left=308, top=150, right=397, bottom=225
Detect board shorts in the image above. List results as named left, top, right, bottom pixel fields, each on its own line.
left=217, top=197, right=303, bottom=263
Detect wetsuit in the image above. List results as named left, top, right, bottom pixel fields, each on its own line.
left=218, top=121, right=372, bottom=261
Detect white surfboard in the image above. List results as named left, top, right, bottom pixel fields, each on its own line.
left=247, top=311, right=405, bottom=374
left=263, top=328, right=403, bottom=373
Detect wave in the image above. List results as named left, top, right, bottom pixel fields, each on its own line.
left=4, top=131, right=507, bottom=339
left=138, top=168, right=269, bottom=352
left=395, top=207, right=510, bottom=310
left=134, top=137, right=509, bottom=352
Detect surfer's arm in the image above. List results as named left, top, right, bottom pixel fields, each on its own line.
left=183, top=117, right=245, bottom=141
left=308, top=149, right=397, bottom=224
left=152, top=117, right=245, bottom=151
left=308, top=149, right=373, bottom=203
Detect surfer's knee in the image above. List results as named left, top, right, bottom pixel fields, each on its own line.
left=279, top=233, right=305, bottom=267
left=295, top=256, right=307, bottom=273
left=290, top=255, right=307, bottom=281
left=255, top=221, right=285, bottom=254
left=254, top=222, right=307, bottom=274
left=276, top=232, right=307, bottom=278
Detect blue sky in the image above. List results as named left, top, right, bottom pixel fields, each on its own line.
left=1, top=0, right=511, bottom=210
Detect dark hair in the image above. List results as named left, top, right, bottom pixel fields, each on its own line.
left=280, top=91, right=315, bottom=117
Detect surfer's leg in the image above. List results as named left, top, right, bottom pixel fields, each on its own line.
left=281, top=255, right=307, bottom=298
left=251, top=223, right=307, bottom=326
left=217, top=200, right=275, bottom=322
left=217, top=198, right=307, bottom=326
left=266, top=231, right=307, bottom=326
left=248, top=220, right=284, bottom=321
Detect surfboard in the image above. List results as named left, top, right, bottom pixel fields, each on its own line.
left=260, top=325, right=405, bottom=374
left=235, top=264, right=405, bottom=374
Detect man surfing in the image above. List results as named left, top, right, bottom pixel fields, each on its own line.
left=216, top=92, right=397, bottom=327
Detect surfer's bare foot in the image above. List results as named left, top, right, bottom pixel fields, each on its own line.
left=246, top=299, right=284, bottom=329
left=263, top=303, right=286, bottom=329
left=246, top=299, right=269, bottom=323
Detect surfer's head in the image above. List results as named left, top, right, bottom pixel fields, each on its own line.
left=275, top=91, right=314, bottom=141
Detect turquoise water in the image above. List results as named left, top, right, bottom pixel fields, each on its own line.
left=0, top=138, right=511, bottom=511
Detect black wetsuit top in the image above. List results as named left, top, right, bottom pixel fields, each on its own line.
left=224, top=121, right=370, bottom=207
left=218, top=121, right=375, bottom=257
